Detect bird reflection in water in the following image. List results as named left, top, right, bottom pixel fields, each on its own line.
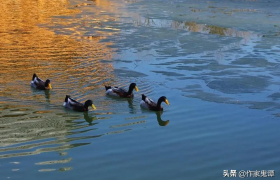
left=30, top=87, right=51, bottom=103
left=126, top=98, right=137, bottom=114
left=156, top=111, right=169, bottom=126
left=106, top=95, right=136, bottom=114
left=44, top=90, right=51, bottom=103
left=84, top=112, right=98, bottom=125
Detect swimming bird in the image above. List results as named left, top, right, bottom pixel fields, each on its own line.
left=140, top=94, right=169, bottom=111
left=31, top=73, right=52, bottom=90
left=105, top=83, right=138, bottom=98
left=63, top=95, right=96, bottom=112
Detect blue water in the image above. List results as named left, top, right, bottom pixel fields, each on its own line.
left=1, top=0, right=280, bottom=179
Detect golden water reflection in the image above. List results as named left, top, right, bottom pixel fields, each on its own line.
left=0, top=0, right=121, bottom=162
left=0, top=0, right=117, bottom=104
left=0, top=103, right=99, bottom=158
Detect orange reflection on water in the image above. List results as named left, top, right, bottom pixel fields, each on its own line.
left=0, top=0, right=116, bottom=103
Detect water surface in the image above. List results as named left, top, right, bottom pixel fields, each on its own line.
left=1, top=0, right=280, bottom=179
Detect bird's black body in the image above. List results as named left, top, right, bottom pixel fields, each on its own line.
left=105, top=83, right=138, bottom=98
left=140, top=94, right=169, bottom=111
left=63, top=95, right=95, bottom=112
left=31, top=73, right=52, bottom=90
